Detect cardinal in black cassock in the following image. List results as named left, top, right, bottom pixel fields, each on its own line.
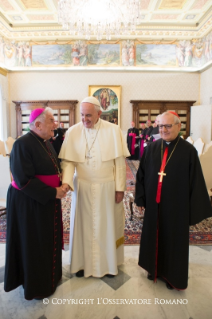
left=135, top=111, right=212, bottom=290
left=4, top=108, right=66, bottom=300
left=127, top=121, right=139, bottom=160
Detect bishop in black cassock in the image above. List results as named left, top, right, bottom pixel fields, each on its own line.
left=4, top=108, right=66, bottom=300
left=127, top=121, right=139, bottom=160
left=135, top=111, right=212, bottom=290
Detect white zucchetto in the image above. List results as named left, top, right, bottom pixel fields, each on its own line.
left=81, top=96, right=101, bottom=108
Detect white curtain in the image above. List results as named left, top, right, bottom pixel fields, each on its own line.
left=0, top=85, right=7, bottom=141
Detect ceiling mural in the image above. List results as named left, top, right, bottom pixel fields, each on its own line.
left=19, top=0, right=48, bottom=10
left=0, top=0, right=211, bottom=40
left=0, top=32, right=212, bottom=71
left=158, top=0, right=188, bottom=10
left=0, top=0, right=15, bottom=11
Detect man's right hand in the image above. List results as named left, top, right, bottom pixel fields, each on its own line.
left=61, top=183, right=71, bottom=192
left=56, top=186, right=67, bottom=199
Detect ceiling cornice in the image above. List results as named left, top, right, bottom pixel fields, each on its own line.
left=0, top=10, right=212, bottom=41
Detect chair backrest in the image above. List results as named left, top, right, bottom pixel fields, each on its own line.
left=186, top=136, right=194, bottom=145
left=203, top=141, right=212, bottom=154
left=5, top=136, right=15, bottom=154
left=0, top=140, right=6, bottom=157
left=193, top=138, right=204, bottom=156
left=199, top=145, right=212, bottom=191
left=0, top=155, right=10, bottom=200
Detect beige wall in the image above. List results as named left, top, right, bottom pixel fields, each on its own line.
left=9, top=71, right=199, bottom=137
left=200, top=65, right=212, bottom=105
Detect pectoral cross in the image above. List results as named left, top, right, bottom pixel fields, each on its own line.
left=158, top=170, right=166, bottom=183
left=86, top=151, right=92, bottom=159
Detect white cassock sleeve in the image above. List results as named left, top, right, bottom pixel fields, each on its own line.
left=115, top=156, right=126, bottom=192
left=60, top=160, right=76, bottom=191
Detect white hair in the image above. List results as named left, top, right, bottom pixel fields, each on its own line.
left=93, top=104, right=100, bottom=112
left=29, top=107, right=54, bottom=129
left=80, top=102, right=100, bottom=112
left=161, top=111, right=181, bottom=124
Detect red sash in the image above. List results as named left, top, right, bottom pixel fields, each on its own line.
left=156, top=147, right=168, bottom=203
left=129, top=133, right=136, bottom=155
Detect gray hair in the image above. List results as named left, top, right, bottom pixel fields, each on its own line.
left=29, top=107, right=54, bottom=129
left=161, top=111, right=181, bottom=124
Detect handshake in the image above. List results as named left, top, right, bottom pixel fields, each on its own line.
left=56, top=183, right=71, bottom=199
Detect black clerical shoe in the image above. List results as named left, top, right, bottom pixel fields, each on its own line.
left=147, top=273, right=153, bottom=280
left=76, top=270, right=84, bottom=277
left=166, top=282, right=174, bottom=290
left=106, top=274, right=115, bottom=278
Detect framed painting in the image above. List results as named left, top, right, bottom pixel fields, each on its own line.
left=89, top=85, right=121, bottom=126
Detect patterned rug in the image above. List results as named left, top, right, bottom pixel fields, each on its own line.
left=0, top=160, right=212, bottom=245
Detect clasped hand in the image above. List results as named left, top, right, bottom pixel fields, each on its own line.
left=56, top=183, right=71, bottom=199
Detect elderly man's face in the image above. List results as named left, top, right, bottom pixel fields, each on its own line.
left=146, top=121, right=151, bottom=127
left=159, top=114, right=181, bottom=142
left=131, top=122, right=135, bottom=128
left=80, top=102, right=102, bottom=128
left=37, top=112, right=56, bottom=140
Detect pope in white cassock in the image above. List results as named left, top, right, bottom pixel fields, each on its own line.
left=59, top=96, right=130, bottom=278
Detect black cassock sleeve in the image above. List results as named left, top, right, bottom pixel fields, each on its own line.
left=134, top=148, right=146, bottom=208
left=10, top=139, right=57, bottom=205
left=189, top=147, right=212, bottom=225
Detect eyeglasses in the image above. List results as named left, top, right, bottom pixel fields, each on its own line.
left=158, top=123, right=178, bottom=130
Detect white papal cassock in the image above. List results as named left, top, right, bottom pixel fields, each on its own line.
left=59, top=118, right=130, bottom=277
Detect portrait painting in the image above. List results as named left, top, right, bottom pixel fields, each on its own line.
left=89, top=85, right=121, bottom=125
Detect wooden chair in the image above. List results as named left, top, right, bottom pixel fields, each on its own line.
left=0, top=155, right=11, bottom=215
left=203, top=141, right=212, bottom=154
left=186, top=136, right=194, bottom=145
left=193, top=138, right=205, bottom=156
left=5, top=137, right=15, bottom=155
left=199, top=145, right=212, bottom=204
left=0, top=140, right=6, bottom=157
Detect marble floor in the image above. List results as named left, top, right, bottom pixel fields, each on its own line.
left=0, top=244, right=212, bottom=319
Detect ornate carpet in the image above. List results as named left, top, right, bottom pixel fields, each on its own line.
left=0, top=159, right=212, bottom=245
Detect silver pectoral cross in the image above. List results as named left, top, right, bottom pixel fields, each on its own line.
left=86, top=151, right=92, bottom=159
left=158, top=170, right=166, bottom=183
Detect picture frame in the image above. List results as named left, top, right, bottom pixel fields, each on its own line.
left=89, top=85, right=121, bottom=126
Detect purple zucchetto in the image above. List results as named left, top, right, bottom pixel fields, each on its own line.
left=29, top=108, right=45, bottom=123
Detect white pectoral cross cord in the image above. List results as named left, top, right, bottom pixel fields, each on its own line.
left=158, top=170, right=166, bottom=183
